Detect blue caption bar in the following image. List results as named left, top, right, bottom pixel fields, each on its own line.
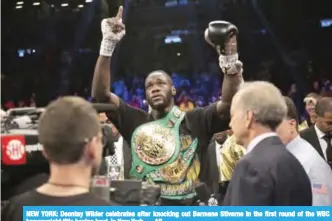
left=23, top=206, right=332, bottom=221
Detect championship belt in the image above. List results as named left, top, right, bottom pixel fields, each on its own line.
left=130, top=106, right=200, bottom=200
left=220, top=135, right=245, bottom=182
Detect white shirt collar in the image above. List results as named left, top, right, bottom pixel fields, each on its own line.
left=314, top=124, right=326, bottom=139
left=286, top=135, right=301, bottom=150
left=246, top=132, right=278, bottom=154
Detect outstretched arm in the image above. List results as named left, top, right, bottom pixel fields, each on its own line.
left=91, top=7, right=150, bottom=143
left=216, top=61, right=243, bottom=118
left=92, top=56, right=121, bottom=106
left=91, top=6, right=125, bottom=107
left=204, top=21, right=244, bottom=119
left=187, top=21, right=243, bottom=139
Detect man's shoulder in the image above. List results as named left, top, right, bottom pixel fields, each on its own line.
left=254, top=136, right=285, bottom=155
left=118, top=99, right=148, bottom=115
left=5, top=189, right=34, bottom=205
left=1, top=191, right=34, bottom=220
left=4, top=190, right=117, bottom=206
left=185, top=103, right=218, bottom=120
left=298, top=138, right=332, bottom=171
left=297, top=137, right=319, bottom=155
left=248, top=137, right=297, bottom=167
left=234, top=156, right=266, bottom=178
left=290, top=138, right=322, bottom=166
left=300, top=126, right=315, bottom=137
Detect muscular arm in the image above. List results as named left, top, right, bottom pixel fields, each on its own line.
left=91, top=56, right=120, bottom=107
left=92, top=7, right=124, bottom=107
left=216, top=70, right=243, bottom=119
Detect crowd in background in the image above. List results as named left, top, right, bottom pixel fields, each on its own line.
left=2, top=67, right=331, bottom=120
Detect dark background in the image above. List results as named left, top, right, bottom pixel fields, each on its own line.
left=1, top=0, right=331, bottom=110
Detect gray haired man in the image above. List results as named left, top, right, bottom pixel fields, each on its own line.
left=224, top=81, right=312, bottom=206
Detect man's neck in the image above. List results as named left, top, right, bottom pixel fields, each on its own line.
left=48, top=164, right=91, bottom=188
left=243, top=126, right=274, bottom=148
left=290, top=131, right=299, bottom=143
left=37, top=164, right=92, bottom=196
left=151, top=104, right=174, bottom=119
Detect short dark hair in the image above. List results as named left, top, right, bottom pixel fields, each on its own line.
left=146, top=70, right=173, bottom=85
left=315, top=97, right=332, bottom=117
left=38, top=96, right=101, bottom=164
left=284, top=96, right=299, bottom=125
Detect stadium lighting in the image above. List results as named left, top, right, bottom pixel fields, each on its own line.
left=16, top=1, right=24, bottom=5
left=32, top=2, right=41, bottom=6
left=86, top=0, right=93, bottom=3
left=15, top=5, right=23, bottom=9
left=61, top=3, right=69, bottom=7
left=78, top=4, right=84, bottom=8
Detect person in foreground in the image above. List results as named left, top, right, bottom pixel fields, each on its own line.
left=277, top=97, right=332, bottom=205
left=92, top=6, right=244, bottom=205
left=2, top=97, right=117, bottom=221
left=223, top=81, right=312, bottom=205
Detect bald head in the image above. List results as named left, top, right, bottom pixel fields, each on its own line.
left=315, top=97, right=332, bottom=117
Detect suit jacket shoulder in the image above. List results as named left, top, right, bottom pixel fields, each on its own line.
left=300, top=126, right=315, bottom=139
left=223, top=154, right=275, bottom=205
left=300, top=126, right=324, bottom=158
left=224, top=136, right=312, bottom=206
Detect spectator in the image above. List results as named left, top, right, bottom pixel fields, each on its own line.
left=1, top=97, right=117, bottom=221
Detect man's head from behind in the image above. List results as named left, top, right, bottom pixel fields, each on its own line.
left=145, top=70, right=176, bottom=111
left=230, top=81, right=287, bottom=147
left=38, top=96, right=103, bottom=174
left=315, top=97, right=332, bottom=135
left=276, top=97, right=299, bottom=145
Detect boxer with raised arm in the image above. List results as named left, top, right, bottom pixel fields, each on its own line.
left=91, top=6, right=244, bottom=205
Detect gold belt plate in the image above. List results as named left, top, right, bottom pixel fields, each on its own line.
left=134, top=124, right=176, bottom=165
left=160, top=158, right=188, bottom=184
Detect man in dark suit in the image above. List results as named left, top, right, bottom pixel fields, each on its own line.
left=223, top=81, right=312, bottom=206
left=99, top=114, right=132, bottom=178
left=300, top=97, right=332, bottom=166
left=207, top=131, right=229, bottom=196
left=108, top=124, right=132, bottom=179
left=100, top=124, right=131, bottom=179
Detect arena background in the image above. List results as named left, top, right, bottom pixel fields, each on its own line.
left=1, top=0, right=331, bottom=117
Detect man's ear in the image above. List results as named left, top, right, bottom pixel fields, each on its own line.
left=245, top=110, right=254, bottom=129
left=172, top=86, right=176, bottom=96
left=289, top=119, right=298, bottom=130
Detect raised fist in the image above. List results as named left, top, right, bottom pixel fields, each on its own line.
left=101, top=6, right=125, bottom=41
left=204, top=21, right=240, bottom=75
left=204, top=21, right=238, bottom=55
left=100, top=6, right=126, bottom=56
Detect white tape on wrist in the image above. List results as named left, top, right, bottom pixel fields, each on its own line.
left=100, top=38, right=117, bottom=57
